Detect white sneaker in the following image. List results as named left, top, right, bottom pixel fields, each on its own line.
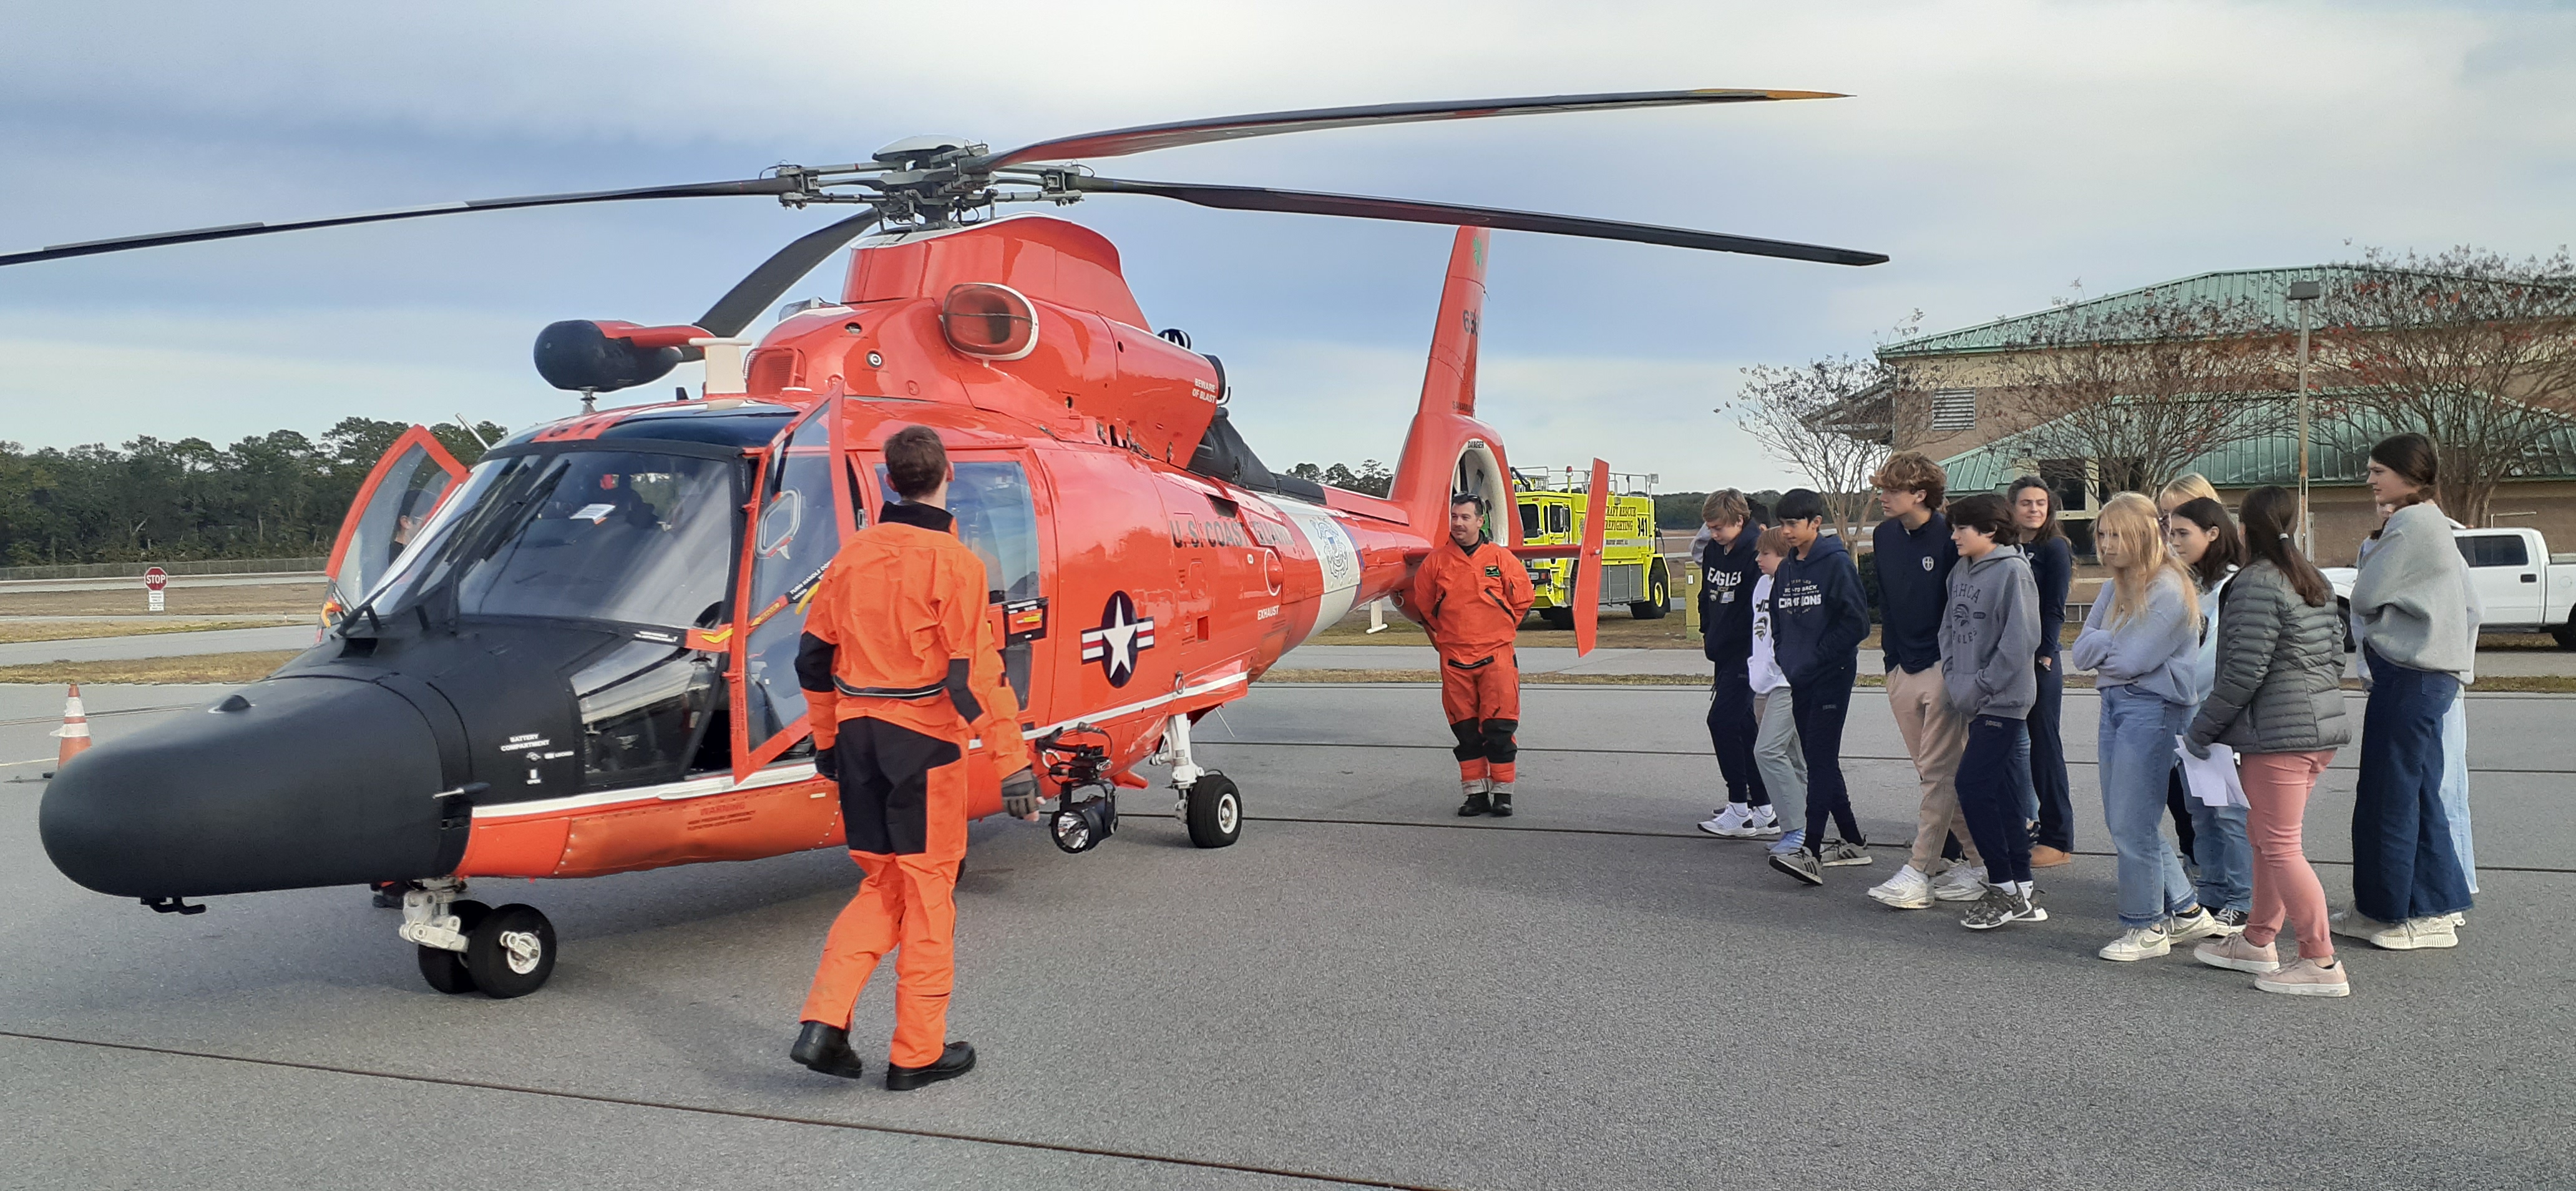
left=1699, top=804, right=1755, bottom=837
left=1867, top=865, right=1934, bottom=910
left=1747, top=805, right=1785, bottom=838
left=2367, top=916, right=2459, bottom=951
left=2166, top=908, right=2229, bottom=943
left=2330, top=906, right=2402, bottom=940
left=1932, top=864, right=1986, bottom=902
left=2098, top=924, right=2174, bottom=962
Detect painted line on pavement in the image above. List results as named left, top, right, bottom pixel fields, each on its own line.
left=0, top=1031, right=1465, bottom=1191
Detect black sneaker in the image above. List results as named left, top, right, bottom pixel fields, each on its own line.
left=791, top=1022, right=867, bottom=1080
left=886, top=1041, right=976, bottom=1091
left=1458, top=791, right=1490, bottom=816
left=1960, top=886, right=2046, bottom=931
left=2212, top=908, right=2249, bottom=934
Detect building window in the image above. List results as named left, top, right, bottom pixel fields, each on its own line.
left=1929, top=390, right=1976, bottom=432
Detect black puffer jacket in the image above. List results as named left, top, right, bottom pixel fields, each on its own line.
left=2185, top=559, right=2351, bottom=755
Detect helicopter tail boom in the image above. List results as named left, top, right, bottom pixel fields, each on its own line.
left=1387, top=227, right=1509, bottom=539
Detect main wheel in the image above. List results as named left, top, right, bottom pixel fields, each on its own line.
left=416, top=899, right=489, bottom=995
left=2555, top=616, right=2576, bottom=650
left=464, top=903, right=556, bottom=999
left=1631, top=569, right=1670, bottom=619
left=1185, top=773, right=1242, bottom=849
left=1539, top=607, right=1576, bottom=630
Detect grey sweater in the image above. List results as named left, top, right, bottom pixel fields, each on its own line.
left=2351, top=502, right=2480, bottom=683
left=1939, top=545, right=2041, bottom=718
left=2185, top=560, right=2351, bottom=755
left=2071, top=567, right=2198, bottom=705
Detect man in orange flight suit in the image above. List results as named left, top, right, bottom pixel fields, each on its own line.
left=1408, top=492, right=1536, bottom=817
left=789, top=424, right=1041, bottom=1091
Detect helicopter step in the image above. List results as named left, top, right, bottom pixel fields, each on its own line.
left=398, top=878, right=558, bottom=998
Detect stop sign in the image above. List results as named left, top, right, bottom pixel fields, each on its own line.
left=142, top=567, right=168, bottom=592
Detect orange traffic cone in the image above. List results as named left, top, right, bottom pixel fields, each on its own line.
left=51, top=682, right=92, bottom=768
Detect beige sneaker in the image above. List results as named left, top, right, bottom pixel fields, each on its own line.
left=2330, top=906, right=2399, bottom=939
left=2166, top=908, right=2229, bottom=943
left=2367, top=916, right=2459, bottom=951
left=2193, top=933, right=2280, bottom=974
left=2255, top=956, right=2351, bottom=997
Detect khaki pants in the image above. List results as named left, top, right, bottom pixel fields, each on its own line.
left=1886, top=662, right=1977, bottom=873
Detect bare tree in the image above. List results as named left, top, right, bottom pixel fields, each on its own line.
left=1725, top=353, right=1899, bottom=541
left=1984, top=287, right=2294, bottom=499
left=2316, top=247, right=2576, bottom=525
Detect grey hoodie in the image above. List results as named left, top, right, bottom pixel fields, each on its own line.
left=1939, top=544, right=2042, bottom=719
left=2352, top=502, right=2480, bottom=684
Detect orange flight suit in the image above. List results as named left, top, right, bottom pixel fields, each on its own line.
left=794, top=500, right=1031, bottom=1069
left=1410, top=533, right=1535, bottom=784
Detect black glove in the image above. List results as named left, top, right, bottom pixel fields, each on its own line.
left=814, top=743, right=841, bottom=783
left=1001, top=768, right=1042, bottom=820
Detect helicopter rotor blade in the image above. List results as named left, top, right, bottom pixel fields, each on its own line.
left=0, top=177, right=806, bottom=269
left=694, top=211, right=882, bottom=338
left=981, top=88, right=1840, bottom=169
left=1067, top=175, right=1887, bottom=267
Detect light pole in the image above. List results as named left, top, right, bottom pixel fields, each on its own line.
left=2288, top=278, right=2321, bottom=554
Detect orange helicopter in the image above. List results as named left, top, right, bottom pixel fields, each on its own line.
left=25, top=91, right=1883, bottom=999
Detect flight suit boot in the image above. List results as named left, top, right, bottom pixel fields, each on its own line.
left=791, top=1021, right=868, bottom=1080
left=1458, top=778, right=1491, bottom=816
left=886, top=1041, right=977, bottom=1091
left=1488, top=783, right=1514, bottom=817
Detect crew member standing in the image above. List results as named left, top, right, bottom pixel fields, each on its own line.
left=789, top=425, right=1042, bottom=1091
left=1411, top=492, right=1536, bottom=816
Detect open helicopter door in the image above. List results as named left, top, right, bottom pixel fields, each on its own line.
left=323, top=426, right=466, bottom=625
left=728, top=397, right=856, bottom=780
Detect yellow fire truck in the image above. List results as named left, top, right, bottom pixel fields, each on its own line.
left=1513, top=467, right=1669, bottom=628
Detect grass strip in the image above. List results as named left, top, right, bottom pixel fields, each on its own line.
left=0, top=650, right=299, bottom=685
left=0, top=620, right=278, bottom=645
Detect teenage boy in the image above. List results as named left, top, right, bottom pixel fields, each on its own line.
left=1938, top=493, right=2047, bottom=929
left=1696, top=489, right=1778, bottom=838
left=1865, top=451, right=1985, bottom=911
left=1765, top=489, right=1874, bottom=885
left=1747, top=526, right=1807, bottom=858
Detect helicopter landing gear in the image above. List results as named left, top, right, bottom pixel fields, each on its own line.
left=1157, top=713, right=1241, bottom=850
left=398, top=878, right=558, bottom=997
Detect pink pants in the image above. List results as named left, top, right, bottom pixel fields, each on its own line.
left=2239, top=750, right=2338, bottom=961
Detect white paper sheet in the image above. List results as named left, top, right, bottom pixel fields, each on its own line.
left=2174, top=736, right=2247, bottom=808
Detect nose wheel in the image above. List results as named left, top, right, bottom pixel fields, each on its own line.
left=401, top=881, right=558, bottom=998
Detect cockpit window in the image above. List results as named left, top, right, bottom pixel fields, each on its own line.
left=450, top=451, right=736, bottom=628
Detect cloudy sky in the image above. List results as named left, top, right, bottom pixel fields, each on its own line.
left=2, top=1, right=2569, bottom=491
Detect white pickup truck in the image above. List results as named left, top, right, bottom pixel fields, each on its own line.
left=2324, top=526, right=2576, bottom=649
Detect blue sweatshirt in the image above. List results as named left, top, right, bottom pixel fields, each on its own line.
left=1872, top=512, right=1958, bottom=674
left=2069, top=568, right=2198, bottom=705
left=1772, top=532, right=1869, bottom=688
left=2028, top=535, right=2072, bottom=661
left=1699, top=527, right=1764, bottom=666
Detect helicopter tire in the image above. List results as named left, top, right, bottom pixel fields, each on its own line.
left=1184, top=773, right=1242, bottom=849
left=416, top=898, right=489, bottom=995
left=464, top=903, right=557, bottom=999
left=1539, top=607, right=1576, bottom=631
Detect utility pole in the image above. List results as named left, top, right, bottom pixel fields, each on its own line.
left=2288, top=278, right=2322, bottom=554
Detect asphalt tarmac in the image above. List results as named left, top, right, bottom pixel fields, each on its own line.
left=4, top=681, right=2570, bottom=1190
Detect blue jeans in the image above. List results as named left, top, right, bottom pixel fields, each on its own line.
left=2439, top=696, right=2476, bottom=894
left=2354, top=648, right=2472, bottom=922
left=2181, top=781, right=2253, bottom=913
left=2097, top=684, right=2198, bottom=928
left=2010, top=720, right=2036, bottom=824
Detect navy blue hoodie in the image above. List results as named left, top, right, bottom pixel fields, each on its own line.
left=1699, top=527, right=1764, bottom=665
left=1772, top=532, right=1869, bottom=687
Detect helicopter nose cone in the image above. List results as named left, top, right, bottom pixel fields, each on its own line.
left=40, top=676, right=456, bottom=900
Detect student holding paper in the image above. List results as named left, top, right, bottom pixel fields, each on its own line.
left=2166, top=496, right=2252, bottom=931
left=2182, top=487, right=2353, bottom=996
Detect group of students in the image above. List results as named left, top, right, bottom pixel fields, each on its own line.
left=1689, top=434, right=2482, bottom=998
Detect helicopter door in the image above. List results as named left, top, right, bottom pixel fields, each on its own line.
left=730, top=397, right=856, bottom=780
left=323, top=425, right=466, bottom=623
